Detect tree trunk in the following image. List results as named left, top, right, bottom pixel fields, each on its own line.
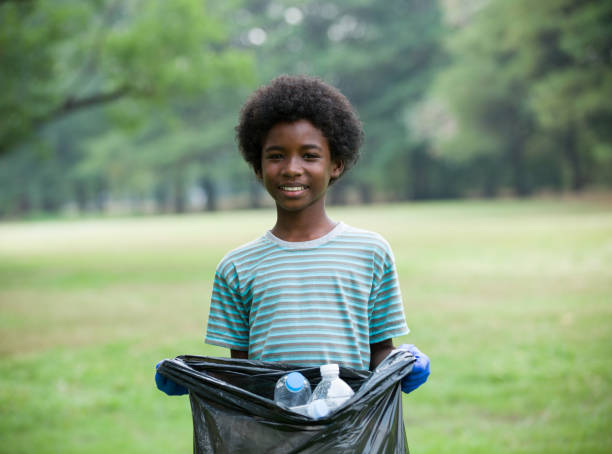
left=564, top=128, right=586, bottom=191
left=481, top=156, right=499, bottom=198
left=74, top=181, right=88, bottom=213
left=248, top=181, right=262, bottom=209
left=328, top=181, right=347, bottom=205
left=41, top=190, right=60, bottom=213
left=172, top=175, right=186, bottom=213
left=359, top=183, right=373, bottom=204
left=509, top=145, right=529, bottom=197
left=18, top=192, right=32, bottom=216
left=94, top=178, right=107, bottom=213
left=409, top=146, right=431, bottom=200
left=200, top=177, right=217, bottom=212
left=153, top=184, right=167, bottom=213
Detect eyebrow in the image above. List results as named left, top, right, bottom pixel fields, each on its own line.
left=263, top=144, right=323, bottom=153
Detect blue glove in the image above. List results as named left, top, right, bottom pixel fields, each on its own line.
left=399, top=344, right=430, bottom=394
left=155, top=360, right=188, bottom=396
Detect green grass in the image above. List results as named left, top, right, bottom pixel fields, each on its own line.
left=1, top=198, right=611, bottom=453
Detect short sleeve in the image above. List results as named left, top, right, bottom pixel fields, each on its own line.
left=205, top=261, right=250, bottom=351
left=368, top=242, right=410, bottom=344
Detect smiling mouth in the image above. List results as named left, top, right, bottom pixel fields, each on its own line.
left=279, top=185, right=308, bottom=192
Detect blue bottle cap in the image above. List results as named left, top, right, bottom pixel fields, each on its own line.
left=285, top=372, right=305, bottom=392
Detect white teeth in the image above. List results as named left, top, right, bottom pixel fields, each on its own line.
left=280, top=185, right=306, bottom=191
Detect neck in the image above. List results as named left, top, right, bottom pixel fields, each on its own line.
left=272, top=205, right=336, bottom=242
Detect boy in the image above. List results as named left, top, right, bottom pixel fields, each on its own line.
left=156, top=75, right=429, bottom=395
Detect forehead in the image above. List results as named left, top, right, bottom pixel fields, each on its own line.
left=263, top=120, right=328, bottom=148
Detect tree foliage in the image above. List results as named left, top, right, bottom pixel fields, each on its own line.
left=1, top=0, right=610, bottom=217
left=0, top=0, right=254, bottom=215
left=0, top=0, right=253, bottom=153
left=241, top=0, right=448, bottom=200
left=430, top=0, right=612, bottom=194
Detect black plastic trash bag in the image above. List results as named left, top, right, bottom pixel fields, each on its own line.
left=157, top=349, right=415, bottom=454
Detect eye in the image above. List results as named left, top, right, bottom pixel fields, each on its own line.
left=266, top=153, right=283, bottom=160
left=303, top=152, right=320, bottom=160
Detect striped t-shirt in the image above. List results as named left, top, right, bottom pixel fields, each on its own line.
left=204, top=222, right=409, bottom=370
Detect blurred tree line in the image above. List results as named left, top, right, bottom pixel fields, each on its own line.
left=1, top=0, right=610, bottom=217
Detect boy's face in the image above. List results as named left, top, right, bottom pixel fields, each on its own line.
left=257, top=120, right=343, bottom=214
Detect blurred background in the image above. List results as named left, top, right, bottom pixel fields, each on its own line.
left=1, top=1, right=611, bottom=453
left=1, top=0, right=611, bottom=216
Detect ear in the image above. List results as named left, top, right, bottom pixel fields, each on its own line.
left=330, top=159, right=344, bottom=180
left=254, top=167, right=263, bottom=181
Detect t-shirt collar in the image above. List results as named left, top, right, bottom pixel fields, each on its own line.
left=264, top=222, right=346, bottom=249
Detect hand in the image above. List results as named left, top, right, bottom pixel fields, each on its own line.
left=399, top=344, right=430, bottom=394
left=155, top=360, right=188, bottom=396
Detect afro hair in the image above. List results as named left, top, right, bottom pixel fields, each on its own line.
left=236, top=74, right=364, bottom=181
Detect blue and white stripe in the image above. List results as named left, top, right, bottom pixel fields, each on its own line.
left=205, top=222, right=409, bottom=370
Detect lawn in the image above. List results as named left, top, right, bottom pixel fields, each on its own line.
left=0, top=198, right=611, bottom=453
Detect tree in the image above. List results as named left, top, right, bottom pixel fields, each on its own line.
left=78, top=87, right=255, bottom=213
left=0, top=0, right=256, bottom=216
left=238, top=0, right=448, bottom=201
left=429, top=0, right=612, bottom=194
left=0, top=0, right=252, bottom=154
left=528, top=0, right=612, bottom=189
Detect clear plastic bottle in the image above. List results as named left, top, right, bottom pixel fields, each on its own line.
left=274, top=371, right=312, bottom=408
left=309, top=364, right=355, bottom=412
left=307, top=399, right=330, bottom=418
left=290, top=399, right=330, bottom=419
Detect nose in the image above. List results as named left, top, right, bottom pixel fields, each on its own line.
left=281, top=155, right=303, bottom=177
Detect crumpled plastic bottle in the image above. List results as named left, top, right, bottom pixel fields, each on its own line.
left=309, top=364, right=354, bottom=412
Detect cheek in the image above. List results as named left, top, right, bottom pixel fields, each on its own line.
left=260, top=167, right=277, bottom=186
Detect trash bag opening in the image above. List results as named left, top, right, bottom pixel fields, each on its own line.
left=156, top=350, right=414, bottom=453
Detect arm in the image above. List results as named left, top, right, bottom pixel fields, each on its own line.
left=370, top=339, right=395, bottom=371
left=231, top=349, right=249, bottom=359
left=367, top=242, right=429, bottom=392
left=367, top=241, right=409, bottom=371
